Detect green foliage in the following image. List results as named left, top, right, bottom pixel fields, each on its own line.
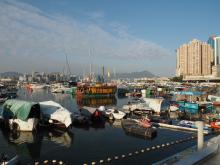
left=170, top=75, right=183, bottom=82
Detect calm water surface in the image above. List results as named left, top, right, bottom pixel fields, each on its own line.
left=0, top=89, right=201, bottom=165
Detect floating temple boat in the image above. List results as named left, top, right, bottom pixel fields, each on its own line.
left=76, top=83, right=117, bottom=97
left=1, top=99, right=41, bottom=131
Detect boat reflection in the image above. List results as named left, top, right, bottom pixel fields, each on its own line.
left=108, top=120, right=122, bottom=128
left=0, top=128, right=74, bottom=160
left=76, top=96, right=117, bottom=107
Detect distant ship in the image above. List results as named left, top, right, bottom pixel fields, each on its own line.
left=76, top=83, right=117, bottom=97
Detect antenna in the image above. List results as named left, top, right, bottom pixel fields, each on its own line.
left=65, top=52, right=71, bottom=76
left=89, top=48, right=93, bottom=81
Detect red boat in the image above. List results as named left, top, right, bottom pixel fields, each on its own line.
left=210, top=121, right=220, bottom=129
left=138, top=118, right=152, bottom=128
left=213, top=102, right=220, bottom=106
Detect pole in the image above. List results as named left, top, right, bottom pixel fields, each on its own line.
left=195, top=121, right=204, bottom=150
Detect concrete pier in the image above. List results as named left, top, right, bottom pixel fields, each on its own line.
left=195, top=121, right=204, bottom=150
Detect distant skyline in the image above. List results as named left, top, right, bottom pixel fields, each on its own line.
left=0, top=0, right=219, bottom=76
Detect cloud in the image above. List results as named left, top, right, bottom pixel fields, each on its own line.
left=0, top=0, right=172, bottom=74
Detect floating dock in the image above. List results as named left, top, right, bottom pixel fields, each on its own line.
left=158, top=123, right=211, bottom=134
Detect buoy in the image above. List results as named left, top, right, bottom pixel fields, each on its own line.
left=107, top=158, right=111, bottom=162
left=176, top=140, right=179, bottom=143
left=162, top=144, right=165, bottom=147
left=114, top=156, right=119, bottom=160
left=171, top=141, right=175, bottom=145
left=83, top=163, right=88, bottom=165
left=43, top=160, right=49, bottom=164
left=135, top=151, right=139, bottom=154
left=156, top=145, right=160, bottom=149
left=52, top=160, right=57, bottom=163
left=99, top=160, right=104, bottom=163
left=152, top=146, right=156, bottom=150
left=91, top=162, right=96, bottom=165
left=166, top=143, right=170, bottom=146
left=59, top=161, right=63, bottom=165
left=141, top=149, right=145, bottom=153
left=121, top=155, right=126, bottom=158
left=146, top=148, right=150, bottom=151
left=128, top=153, right=132, bottom=156
left=34, top=162, right=39, bottom=165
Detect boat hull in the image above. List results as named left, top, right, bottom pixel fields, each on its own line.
left=8, top=118, right=39, bottom=131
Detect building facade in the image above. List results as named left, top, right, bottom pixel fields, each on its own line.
left=176, top=39, right=213, bottom=78
left=207, top=36, right=220, bottom=77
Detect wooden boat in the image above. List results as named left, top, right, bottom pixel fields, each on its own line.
left=1, top=99, right=41, bottom=131
left=39, top=101, right=72, bottom=129
left=121, top=119, right=157, bottom=139
left=76, top=83, right=117, bottom=97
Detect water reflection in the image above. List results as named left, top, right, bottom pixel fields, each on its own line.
left=108, top=120, right=122, bottom=128
left=76, top=96, right=117, bottom=107
left=0, top=127, right=74, bottom=160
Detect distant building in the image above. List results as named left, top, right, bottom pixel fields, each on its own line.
left=207, top=36, right=220, bottom=78
left=176, top=39, right=214, bottom=80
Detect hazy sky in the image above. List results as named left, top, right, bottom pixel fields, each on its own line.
left=0, top=0, right=219, bottom=76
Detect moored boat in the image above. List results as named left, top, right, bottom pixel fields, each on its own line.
left=76, top=83, right=117, bottom=97
left=1, top=99, right=41, bottom=131
left=121, top=119, right=157, bottom=139
left=104, top=108, right=126, bottom=120
left=208, top=95, right=220, bottom=106
left=79, top=106, right=103, bottom=120
left=210, top=121, right=220, bottom=129
left=39, top=101, right=72, bottom=129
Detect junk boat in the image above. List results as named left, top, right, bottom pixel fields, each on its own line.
left=39, top=101, right=72, bottom=129
left=1, top=99, right=41, bottom=131
left=76, top=83, right=117, bottom=97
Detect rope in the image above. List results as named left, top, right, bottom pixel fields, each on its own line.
left=83, top=135, right=197, bottom=165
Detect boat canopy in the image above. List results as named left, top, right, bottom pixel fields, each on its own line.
left=2, top=99, right=40, bottom=121
left=40, top=101, right=72, bottom=127
left=176, top=91, right=206, bottom=96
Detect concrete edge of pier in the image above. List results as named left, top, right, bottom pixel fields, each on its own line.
left=153, top=135, right=220, bottom=165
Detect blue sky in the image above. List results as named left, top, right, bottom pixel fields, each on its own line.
left=0, top=0, right=219, bottom=76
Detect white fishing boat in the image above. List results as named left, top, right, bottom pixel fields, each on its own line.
left=122, top=102, right=152, bottom=112
left=39, top=101, right=72, bottom=129
left=1, top=99, right=41, bottom=131
left=104, top=108, right=126, bottom=120
left=50, top=83, right=69, bottom=93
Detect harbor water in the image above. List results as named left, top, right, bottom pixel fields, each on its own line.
left=0, top=89, right=211, bottom=165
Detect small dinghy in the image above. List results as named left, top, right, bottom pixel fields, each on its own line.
left=104, top=108, right=126, bottom=120
left=121, top=119, right=157, bottom=139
